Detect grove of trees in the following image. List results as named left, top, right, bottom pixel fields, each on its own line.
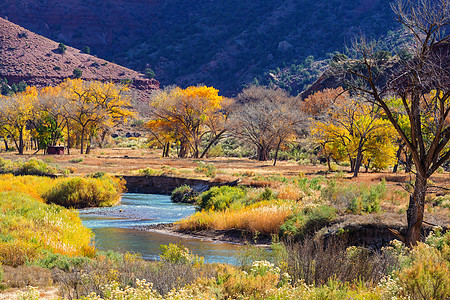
left=0, top=79, right=133, bottom=154
left=331, top=0, right=450, bottom=246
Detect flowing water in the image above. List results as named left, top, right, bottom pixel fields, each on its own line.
left=78, top=193, right=243, bottom=264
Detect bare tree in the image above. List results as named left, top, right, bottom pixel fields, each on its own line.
left=230, top=86, right=306, bottom=165
left=332, top=0, right=450, bottom=246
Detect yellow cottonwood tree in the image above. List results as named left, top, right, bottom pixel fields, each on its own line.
left=148, top=85, right=230, bottom=158
left=311, top=93, right=397, bottom=176
left=0, top=87, right=38, bottom=154
left=59, top=79, right=134, bottom=154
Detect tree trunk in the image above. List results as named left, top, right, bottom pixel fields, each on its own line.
left=406, top=174, right=427, bottom=247
left=179, top=139, right=188, bottom=158
left=273, top=140, right=282, bottom=166
left=364, top=159, right=370, bottom=173
left=66, top=119, right=70, bottom=155
left=352, top=147, right=364, bottom=177
left=257, top=146, right=270, bottom=161
left=163, top=142, right=170, bottom=157
left=18, top=128, right=24, bottom=155
left=80, top=128, right=85, bottom=154
left=85, top=135, right=91, bottom=154
left=3, top=138, right=8, bottom=151
left=393, top=143, right=404, bottom=173
left=98, top=130, right=107, bottom=148
left=404, top=154, right=413, bottom=173
left=350, top=157, right=356, bottom=172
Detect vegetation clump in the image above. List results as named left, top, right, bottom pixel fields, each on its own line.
left=0, top=158, right=55, bottom=176
left=197, top=186, right=247, bottom=211
left=321, top=179, right=385, bottom=214
left=194, top=161, right=217, bottom=178
left=57, top=42, right=67, bottom=54
left=0, top=191, right=94, bottom=266
left=171, top=185, right=197, bottom=204
left=43, top=175, right=125, bottom=208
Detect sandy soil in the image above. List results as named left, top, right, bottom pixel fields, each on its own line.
left=2, top=147, right=448, bottom=189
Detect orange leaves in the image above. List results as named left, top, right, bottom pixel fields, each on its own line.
left=302, top=87, right=345, bottom=116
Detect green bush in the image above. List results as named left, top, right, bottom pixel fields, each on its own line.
left=197, top=186, right=246, bottom=211
left=321, top=180, right=385, bottom=214
left=159, top=243, right=203, bottom=265
left=171, top=185, right=197, bottom=203
left=43, top=175, right=125, bottom=208
left=57, top=42, right=67, bottom=54
left=82, top=46, right=90, bottom=54
left=260, top=187, right=275, bottom=201
left=34, top=252, right=90, bottom=271
left=280, top=205, right=336, bottom=238
left=145, top=68, right=156, bottom=79
left=73, top=68, right=83, bottom=78
left=0, top=264, right=3, bottom=282
left=69, top=157, right=84, bottom=163
left=16, top=159, right=55, bottom=176
left=138, top=167, right=162, bottom=176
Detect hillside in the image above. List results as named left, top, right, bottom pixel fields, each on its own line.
left=0, top=0, right=401, bottom=95
left=0, top=17, right=159, bottom=99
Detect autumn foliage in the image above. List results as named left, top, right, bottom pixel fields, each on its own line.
left=147, top=85, right=231, bottom=158
left=0, top=79, right=133, bottom=154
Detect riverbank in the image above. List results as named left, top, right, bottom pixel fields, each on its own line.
left=136, top=211, right=450, bottom=249
left=135, top=223, right=273, bottom=245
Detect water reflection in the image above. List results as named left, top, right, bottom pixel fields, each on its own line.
left=79, top=193, right=242, bottom=264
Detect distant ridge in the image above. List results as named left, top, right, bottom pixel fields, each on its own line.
left=0, top=17, right=159, bottom=98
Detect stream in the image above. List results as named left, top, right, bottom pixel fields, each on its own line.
left=78, top=193, right=243, bottom=264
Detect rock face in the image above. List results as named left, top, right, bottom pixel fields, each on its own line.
left=0, top=17, right=159, bottom=98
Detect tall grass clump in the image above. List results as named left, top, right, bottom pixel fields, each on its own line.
left=280, top=205, right=336, bottom=239
left=321, top=180, right=386, bottom=214
left=177, top=200, right=292, bottom=234
left=0, top=157, right=55, bottom=176
left=43, top=175, right=125, bottom=208
left=0, top=191, right=94, bottom=266
left=0, top=174, right=54, bottom=201
left=194, top=161, right=217, bottom=178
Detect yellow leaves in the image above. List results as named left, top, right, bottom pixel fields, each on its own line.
left=148, top=85, right=227, bottom=156
left=0, top=79, right=134, bottom=154
left=310, top=91, right=398, bottom=170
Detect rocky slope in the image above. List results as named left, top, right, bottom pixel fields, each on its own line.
left=0, top=17, right=159, bottom=98
left=0, top=0, right=400, bottom=95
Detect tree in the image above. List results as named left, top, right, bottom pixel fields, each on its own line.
left=148, top=86, right=230, bottom=158
left=73, top=68, right=83, bottom=79
left=57, top=42, right=67, bottom=54
left=230, top=86, right=305, bottom=164
left=31, top=85, right=70, bottom=153
left=332, top=0, right=450, bottom=246
left=0, top=87, right=38, bottom=154
left=82, top=46, right=90, bottom=54
left=60, top=79, right=134, bottom=154
left=310, top=92, right=397, bottom=176
left=145, top=68, right=156, bottom=79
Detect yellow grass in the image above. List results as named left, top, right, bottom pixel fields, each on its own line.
left=177, top=201, right=293, bottom=234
